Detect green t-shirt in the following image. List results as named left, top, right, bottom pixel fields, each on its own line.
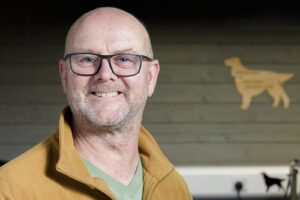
left=83, top=159, right=143, bottom=200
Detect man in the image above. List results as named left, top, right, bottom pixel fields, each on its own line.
left=0, top=7, right=192, bottom=200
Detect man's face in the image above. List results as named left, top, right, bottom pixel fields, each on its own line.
left=59, top=17, right=159, bottom=130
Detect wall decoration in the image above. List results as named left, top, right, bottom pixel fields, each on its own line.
left=224, top=56, right=294, bottom=110
left=261, top=172, right=285, bottom=192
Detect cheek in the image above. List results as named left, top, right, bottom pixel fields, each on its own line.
left=124, top=74, right=148, bottom=98
left=64, top=74, right=90, bottom=96
left=136, top=74, right=150, bottom=97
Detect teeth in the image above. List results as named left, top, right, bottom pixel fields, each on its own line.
left=94, top=92, right=118, bottom=97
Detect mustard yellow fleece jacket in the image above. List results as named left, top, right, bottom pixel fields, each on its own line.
left=0, top=107, right=192, bottom=200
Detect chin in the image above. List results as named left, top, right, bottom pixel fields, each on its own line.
left=85, top=111, right=129, bottom=128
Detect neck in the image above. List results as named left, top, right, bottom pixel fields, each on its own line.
left=72, top=116, right=141, bottom=185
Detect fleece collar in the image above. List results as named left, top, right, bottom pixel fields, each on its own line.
left=55, top=106, right=174, bottom=197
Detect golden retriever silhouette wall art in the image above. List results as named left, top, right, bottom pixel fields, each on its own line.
left=224, top=56, right=294, bottom=110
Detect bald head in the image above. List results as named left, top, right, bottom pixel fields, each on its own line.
left=64, top=7, right=153, bottom=58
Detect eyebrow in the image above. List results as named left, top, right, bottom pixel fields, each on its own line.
left=67, top=48, right=137, bottom=55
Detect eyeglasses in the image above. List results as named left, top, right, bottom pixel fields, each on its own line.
left=64, top=53, right=153, bottom=77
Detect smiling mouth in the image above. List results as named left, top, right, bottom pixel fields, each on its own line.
left=92, top=91, right=120, bottom=98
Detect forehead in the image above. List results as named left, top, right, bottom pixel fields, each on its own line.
left=66, top=14, right=148, bottom=54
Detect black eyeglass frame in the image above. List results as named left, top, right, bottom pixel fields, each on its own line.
left=64, top=53, right=153, bottom=77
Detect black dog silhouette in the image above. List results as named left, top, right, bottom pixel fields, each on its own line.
left=262, top=172, right=285, bottom=192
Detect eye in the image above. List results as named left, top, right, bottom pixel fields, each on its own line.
left=116, top=55, right=133, bottom=63
left=79, top=56, right=97, bottom=63
left=112, top=54, right=139, bottom=66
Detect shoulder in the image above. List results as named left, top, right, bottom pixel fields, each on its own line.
left=153, top=168, right=193, bottom=199
left=165, top=168, right=191, bottom=190
left=0, top=133, right=58, bottom=185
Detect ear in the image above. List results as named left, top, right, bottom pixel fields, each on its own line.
left=147, top=59, right=160, bottom=97
left=59, top=59, right=68, bottom=94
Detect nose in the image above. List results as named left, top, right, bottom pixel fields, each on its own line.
left=93, top=58, right=117, bottom=81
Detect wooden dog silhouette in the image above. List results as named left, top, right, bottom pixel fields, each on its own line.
left=224, top=56, right=294, bottom=110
